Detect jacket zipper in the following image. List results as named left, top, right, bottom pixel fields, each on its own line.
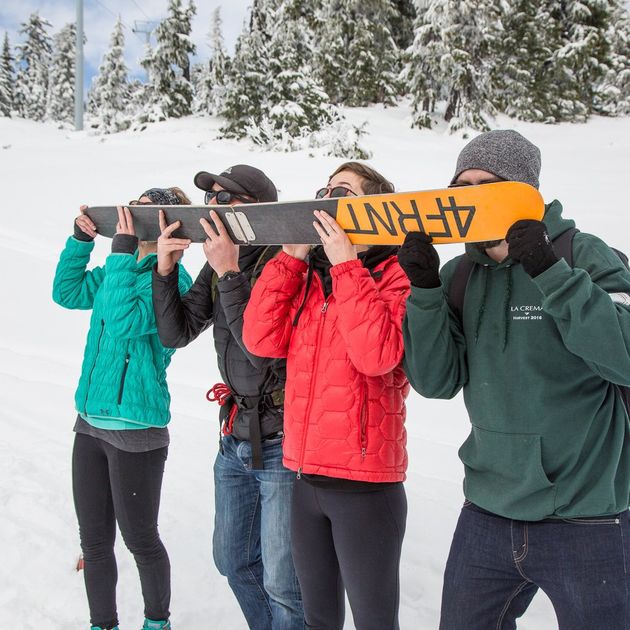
left=117, top=354, right=130, bottom=404
left=84, top=319, right=105, bottom=409
left=360, top=381, right=368, bottom=458
left=297, top=298, right=329, bottom=479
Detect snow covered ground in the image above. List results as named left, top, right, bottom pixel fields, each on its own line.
left=1, top=105, right=628, bottom=629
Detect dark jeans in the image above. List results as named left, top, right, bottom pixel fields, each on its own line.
left=440, top=502, right=630, bottom=630
left=290, top=478, right=407, bottom=630
left=72, top=432, right=170, bottom=628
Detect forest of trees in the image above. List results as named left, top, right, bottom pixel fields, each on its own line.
left=1, top=0, right=629, bottom=155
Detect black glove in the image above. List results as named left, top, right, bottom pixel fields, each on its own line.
left=398, top=232, right=441, bottom=288
left=73, top=221, right=94, bottom=242
left=506, top=220, right=558, bottom=277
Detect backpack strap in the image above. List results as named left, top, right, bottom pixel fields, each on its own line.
left=551, top=227, right=579, bottom=266
left=447, top=254, right=475, bottom=322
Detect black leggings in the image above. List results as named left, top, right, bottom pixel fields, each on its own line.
left=290, top=478, right=407, bottom=630
left=72, top=433, right=170, bottom=628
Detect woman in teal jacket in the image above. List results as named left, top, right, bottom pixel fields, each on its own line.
left=53, top=188, right=192, bottom=630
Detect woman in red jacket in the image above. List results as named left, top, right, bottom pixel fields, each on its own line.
left=243, top=162, right=410, bottom=630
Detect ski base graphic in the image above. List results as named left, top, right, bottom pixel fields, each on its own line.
left=85, top=182, right=544, bottom=245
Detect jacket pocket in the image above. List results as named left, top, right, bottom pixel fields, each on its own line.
left=117, top=354, right=130, bottom=404
left=359, top=382, right=368, bottom=458
left=459, top=425, right=556, bottom=520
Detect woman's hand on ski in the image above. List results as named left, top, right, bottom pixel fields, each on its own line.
left=75, top=205, right=97, bottom=239
left=156, top=209, right=191, bottom=276
left=116, top=206, right=136, bottom=236
left=313, top=210, right=357, bottom=266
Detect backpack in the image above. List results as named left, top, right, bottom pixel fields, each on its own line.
left=447, top=228, right=630, bottom=415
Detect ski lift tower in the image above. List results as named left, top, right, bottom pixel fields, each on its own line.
left=132, top=20, right=158, bottom=45
left=74, top=0, right=84, bottom=130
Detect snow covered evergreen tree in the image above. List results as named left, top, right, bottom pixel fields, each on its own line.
left=493, top=0, right=561, bottom=122
left=15, top=13, right=52, bottom=121
left=315, top=0, right=400, bottom=106
left=593, top=1, right=630, bottom=115
left=258, top=1, right=334, bottom=138
left=547, top=0, right=614, bottom=121
left=389, top=0, right=417, bottom=50
left=193, top=7, right=230, bottom=116
left=406, top=1, right=439, bottom=128
left=140, top=0, right=196, bottom=123
left=46, top=23, right=76, bottom=124
left=219, top=0, right=279, bottom=137
left=88, top=18, right=131, bottom=133
left=409, top=0, right=503, bottom=132
left=0, top=33, right=14, bottom=117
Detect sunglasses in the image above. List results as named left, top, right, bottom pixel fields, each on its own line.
left=204, top=190, right=255, bottom=205
left=315, top=186, right=357, bottom=199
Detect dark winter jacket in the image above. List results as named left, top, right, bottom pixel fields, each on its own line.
left=403, top=200, right=630, bottom=520
left=52, top=236, right=192, bottom=429
left=243, top=247, right=411, bottom=483
left=152, top=246, right=285, bottom=441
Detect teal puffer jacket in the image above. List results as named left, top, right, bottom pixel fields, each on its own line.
left=53, top=236, right=192, bottom=429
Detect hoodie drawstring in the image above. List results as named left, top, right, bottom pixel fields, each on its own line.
left=502, top=266, right=513, bottom=352
left=473, top=264, right=513, bottom=352
left=474, top=267, right=489, bottom=344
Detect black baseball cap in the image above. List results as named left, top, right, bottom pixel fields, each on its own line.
left=194, top=164, right=278, bottom=202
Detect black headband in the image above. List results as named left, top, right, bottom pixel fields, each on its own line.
left=141, top=188, right=181, bottom=205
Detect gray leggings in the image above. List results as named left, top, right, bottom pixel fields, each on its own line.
left=290, top=478, right=407, bottom=630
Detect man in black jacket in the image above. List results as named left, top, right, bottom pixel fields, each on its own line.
left=151, top=165, right=303, bottom=629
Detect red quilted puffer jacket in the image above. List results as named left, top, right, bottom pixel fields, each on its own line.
left=243, top=250, right=410, bottom=483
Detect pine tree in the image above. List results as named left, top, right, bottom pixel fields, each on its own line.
left=15, top=13, right=53, bottom=121
left=593, top=2, right=630, bottom=115
left=88, top=17, right=131, bottom=133
left=219, top=0, right=279, bottom=137
left=0, top=33, right=14, bottom=117
left=140, top=0, right=197, bottom=122
left=408, top=0, right=502, bottom=132
left=193, top=7, right=230, bottom=116
left=406, top=1, right=439, bottom=128
left=549, top=0, right=614, bottom=121
left=46, top=23, right=76, bottom=124
left=261, top=2, right=334, bottom=138
left=493, top=0, right=561, bottom=122
left=315, top=0, right=400, bottom=106
left=389, top=0, right=417, bottom=50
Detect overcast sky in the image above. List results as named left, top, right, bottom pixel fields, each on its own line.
left=0, top=0, right=252, bottom=86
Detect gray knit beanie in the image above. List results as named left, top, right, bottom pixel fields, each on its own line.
left=451, top=130, right=542, bottom=189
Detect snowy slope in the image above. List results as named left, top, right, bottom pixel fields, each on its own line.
left=1, top=106, right=629, bottom=629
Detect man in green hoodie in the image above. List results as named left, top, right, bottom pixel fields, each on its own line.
left=398, top=130, right=630, bottom=630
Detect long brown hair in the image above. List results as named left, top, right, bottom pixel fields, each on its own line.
left=328, top=162, right=394, bottom=195
left=167, top=186, right=191, bottom=205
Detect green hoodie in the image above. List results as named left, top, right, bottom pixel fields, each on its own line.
left=403, top=201, right=630, bottom=520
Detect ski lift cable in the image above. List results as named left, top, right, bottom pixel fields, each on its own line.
left=92, top=0, right=134, bottom=32
left=129, top=0, right=151, bottom=21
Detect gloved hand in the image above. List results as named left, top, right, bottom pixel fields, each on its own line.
left=398, top=232, right=441, bottom=288
left=506, top=219, right=558, bottom=277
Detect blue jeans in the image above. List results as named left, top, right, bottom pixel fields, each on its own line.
left=440, top=502, right=630, bottom=630
left=213, top=434, right=303, bottom=630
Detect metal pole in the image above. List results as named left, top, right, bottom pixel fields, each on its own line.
left=74, top=0, right=83, bottom=130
